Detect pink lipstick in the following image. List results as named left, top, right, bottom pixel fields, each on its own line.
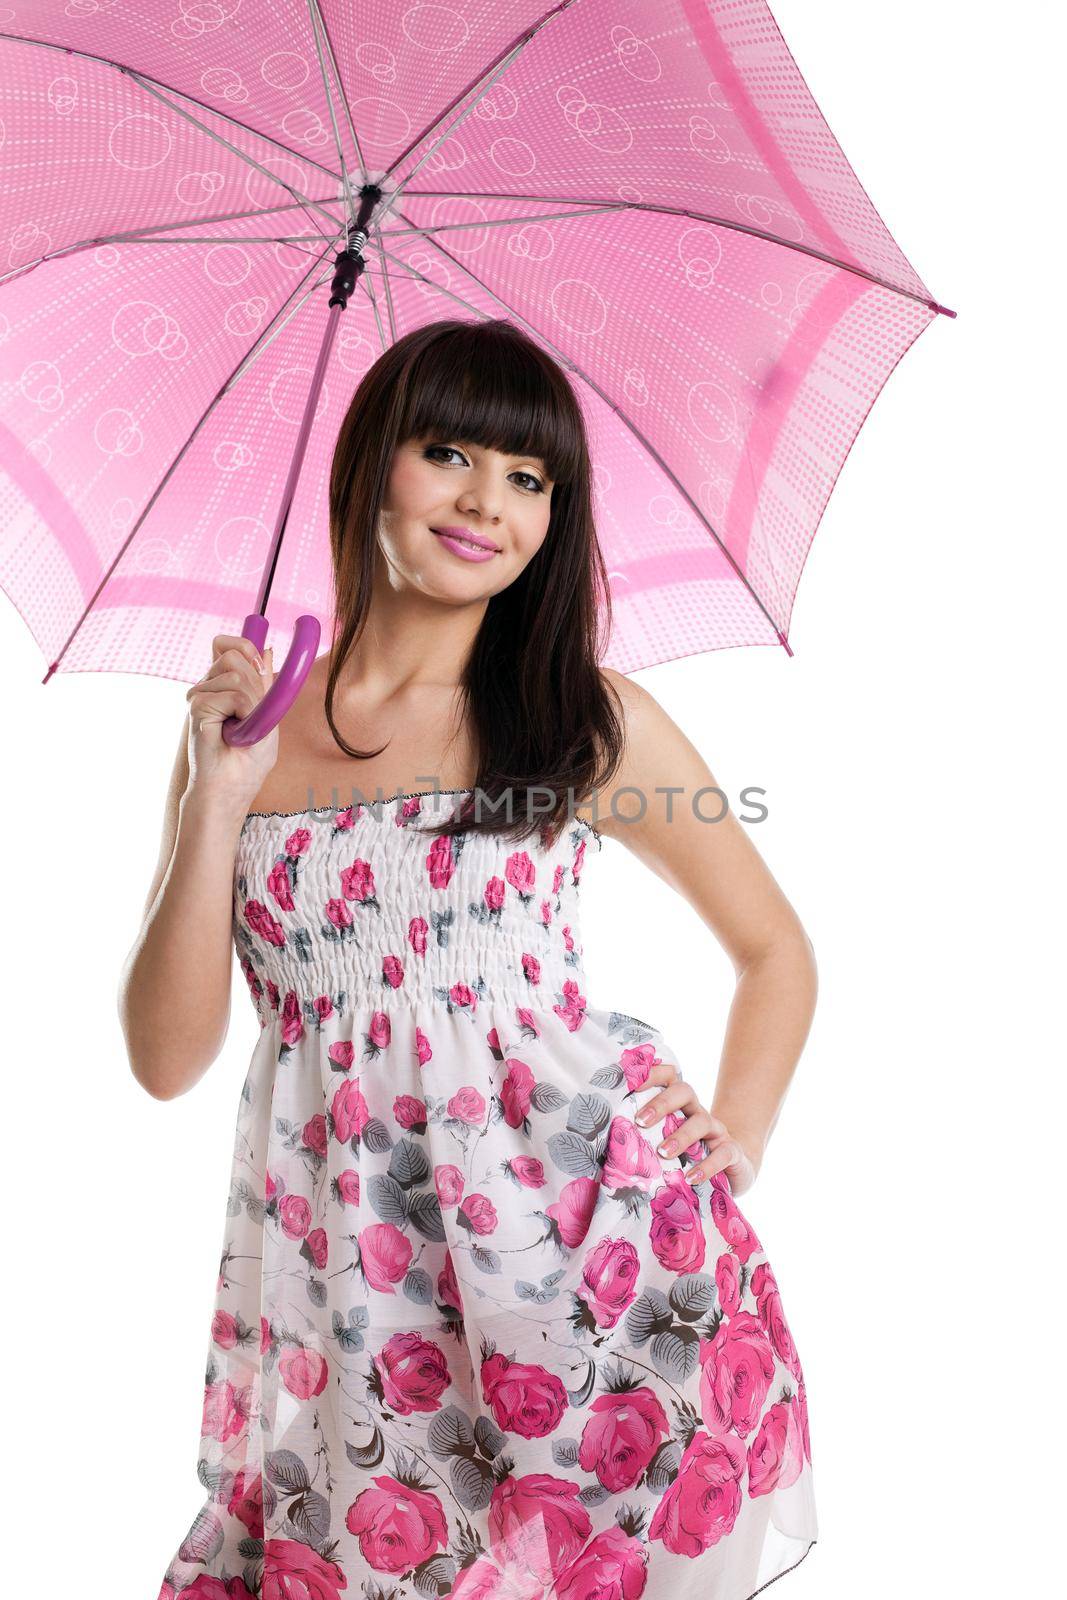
left=431, top=526, right=501, bottom=563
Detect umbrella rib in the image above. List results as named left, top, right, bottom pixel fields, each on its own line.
left=372, top=230, right=785, bottom=646
left=41, top=232, right=346, bottom=684
left=372, top=228, right=400, bottom=344
left=0, top=199, right=343, bottom=288
left=307, top=0, right=370, bottom=185
left=379, top=0, right=578, bottom=193
left=0, top=32, right=343, bottom=187
left=112, top=68, right=340, bottom=242
left=382, top=204, right=629, bottom=237
left=400, top=190, right=954, bottom=317
left=306, top=0, right=358, bottom=227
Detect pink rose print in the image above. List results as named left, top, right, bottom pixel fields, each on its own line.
left=540, top=897, right=552, bottom=927
left=481, top=1353, right=567, bottom=1439
left=648, top=1430, right=746, bottom=1556
left=331, top=1079, right=369, bottom=1143
left=487, top=1026, right=503, bottom=1057
left=229, top=1467, right=264, bottom=1537
left=578, top=1388, right=669, bottom=1491
left=340, top=858, right=377, bottom=904
left=283, top=827, right=312, bottom=859
left=747, top=1396, right=805, bottom=1497
left=619, top=1043, right=661, bottom=1091
left=572, top=836, right=587, bottom=882
left=266, top=859, right=295, bottom=912
left=302, top=1114, right=328, bottom=1157
left=556, top=1527, right=649, bottom=1600
left=393, top=1094, right=427, bottom=1131
left=325, top=898, right=354, bottom=932
left=414, top=1026, right=432, bottom=1066
left=459, top=1193, right=498, bottom=1236
left=244, top=899, right=285, bottom=946
left=261, top=1538, right=347, bottom=1599
left=448, top=982, right=478, bottom=1012
left=552, top=862, right=565, bottom=895
left=334, top=807, right=355, bottom=830
left=545, top=1175, right=599, bottom=1248
left=366, top=1011, right=391, bottom=1054
left=521, top=952, right=542, bottom=985
left=699, top=1312, right=776, bottom=1436
left=435, top=1164, right=465, bottom=1206
left=409, top=916, right=428, bottom=956
left=515, top=1007, right=542, bottom=1037
left=346, top=1475, right=447, bottom=1574
left=382, top=954, right=404, bottom=989
left=797, top=1375, right=812, bottom=1463
left=709, top=1181, right=762, bottom=1263
left=437, top=1250, right=462, bottom=1314
left=577, top=1237, right=640, bottom=1328
left=553, top=979, right=587, bottom=1031
left=328, top=1039, right=355, bottom=1072
left=501, top=1057, right=535, bottom=1127
left=211, top=1310, right=239, bottom=1349
left=279, top=1194, right=312, bottom=1240
left=427, top=835, right=456, bottom=889
left=201, top=1378, right=249, bottom=1444
left=488, top=1473, right=591, bottom=1582
left=561, top=926, right=575, bottom=955
left=182, top=1575, right=257, bottom=1599
left=508, top=1155, right=546, bottom=1189
left=304, top=1227, right=328, bottom=1269
left=336, top=1170, right=360, bottom=1206
left=359, top=1223, right=413, bottom=1294
left=279, top=1345, right=328, bottom=1401
left=649, top=1172, right=706, bottom=1274
left=750, top=1262, right=802, bottom=1379
left=505, top=850, right=536, bottom=898
left=447, top=1086, right=486, bottom=1124
left=280, top=991, right=304, bottom=1047
left=602, top=1118, right=660, bottom=1192
left=374, top=1332, right=450, bottom=1416
left=715, top=1251, right=741, bottom=1316
left=485, top=876, right=505, bottom=912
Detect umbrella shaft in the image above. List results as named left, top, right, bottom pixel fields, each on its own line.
left=257, top=187, right=382, bottom=614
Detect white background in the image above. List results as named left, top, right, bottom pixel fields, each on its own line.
left=2, top=4, right=1062, bottom=1595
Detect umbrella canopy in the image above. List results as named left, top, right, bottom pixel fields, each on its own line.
left=0, top=0, right=953, bottom=690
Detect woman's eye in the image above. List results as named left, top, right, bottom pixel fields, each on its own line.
left=424, top=445, right=545, bottom=493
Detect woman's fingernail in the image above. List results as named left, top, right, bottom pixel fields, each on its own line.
left=658, top=1140, right=676, bottom=1157
left=635, top=1110, right=652, bottom=1125
left=687, top=1168, right=705, bottom=1184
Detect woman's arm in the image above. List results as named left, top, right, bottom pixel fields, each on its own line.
left=587, top=669, right=818, bottom=1191
left=118, top=636, right=277, bottom=1100
left=117, top=720, right=248, bottom=1100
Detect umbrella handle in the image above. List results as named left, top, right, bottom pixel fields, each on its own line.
left=220, top=613, right=321, bottom=747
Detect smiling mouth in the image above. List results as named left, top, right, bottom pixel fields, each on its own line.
left=431, top=528, right=500, bottom=554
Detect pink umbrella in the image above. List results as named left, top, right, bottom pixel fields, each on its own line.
left=0, top=0, right=953, bottom=744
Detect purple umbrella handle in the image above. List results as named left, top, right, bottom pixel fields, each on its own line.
left=221, top=613, right=321, bottom=747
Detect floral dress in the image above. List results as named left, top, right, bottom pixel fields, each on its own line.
left=157, top=789, right=817, bottom=1600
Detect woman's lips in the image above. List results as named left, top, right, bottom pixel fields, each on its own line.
left=431, top=527, right=500, bottom=563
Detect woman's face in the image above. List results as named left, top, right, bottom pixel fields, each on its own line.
left=378, top=433, right=555, bottom=600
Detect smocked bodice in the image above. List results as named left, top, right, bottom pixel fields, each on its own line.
left=231, top=790, right=602, bottom=1030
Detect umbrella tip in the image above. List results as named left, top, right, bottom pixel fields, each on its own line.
left=42, top=661, right=58, bottom=684
left=930, top=300, right=957, bottom=319
left=776, top=631, right=794, bottom=658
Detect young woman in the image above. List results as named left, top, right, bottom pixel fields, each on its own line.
left=125, top=319, right=819, bottom=1600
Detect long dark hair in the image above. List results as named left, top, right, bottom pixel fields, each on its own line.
left=325, top=318, right=623, bottom=845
